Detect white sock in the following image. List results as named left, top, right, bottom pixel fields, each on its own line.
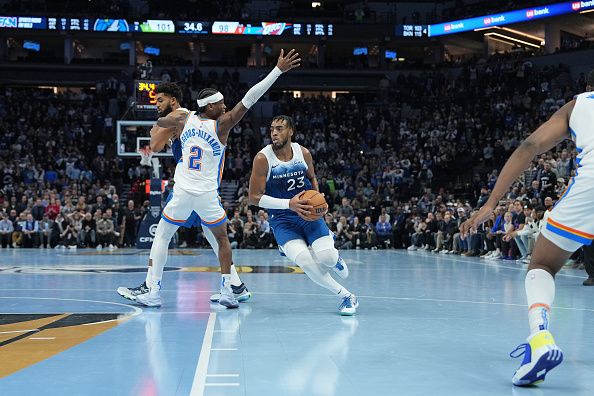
left=148, top=219, right=179, bottom=291
left=525, top=269, right=555, bottom=335
left=295, top=250, right=350, bottom=298
left=221, top=274, right=231, bottom=290
left=203, top=226, right=243, bottom=287
left=230, top=264, right=242, bottom=287
left=145, top=265, right=152, bottom=285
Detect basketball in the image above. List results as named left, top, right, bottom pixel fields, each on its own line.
left=298, top=190, right=328, bottom=221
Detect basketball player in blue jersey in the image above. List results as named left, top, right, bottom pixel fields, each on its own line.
left=117, top=82, right=251, bottom=304
left=120, top=50, right=300, bottom=309
left=249, top=115, right=358, bottom=315
left=462, top=71, right=594, bottom=386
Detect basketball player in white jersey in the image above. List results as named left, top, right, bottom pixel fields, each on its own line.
left=117, top=82, right=251, bottom=304
left=461, top=71, right=594, bottom=386
left=249, top=115, right=358, bottom=315
left=127, top=50, right=300, bottom=308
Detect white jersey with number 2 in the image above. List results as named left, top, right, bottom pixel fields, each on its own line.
left=175, top=112, right=226, bottom=194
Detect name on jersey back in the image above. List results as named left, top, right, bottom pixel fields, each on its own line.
left=180, top=128, right=222, bottom=156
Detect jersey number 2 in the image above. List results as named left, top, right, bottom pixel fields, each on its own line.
left=287, top=176, right=305, bottom=191
left=188, top=146, right=203, bottom=171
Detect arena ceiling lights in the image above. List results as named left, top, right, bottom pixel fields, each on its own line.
left=428, top=1, right=594, bottom=37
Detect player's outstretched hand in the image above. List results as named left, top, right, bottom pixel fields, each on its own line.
left=277, top=49, right=301, bottom=73
left=289, top=195, right=313, bottom=221
left=460, top=205, right=494, bottom=239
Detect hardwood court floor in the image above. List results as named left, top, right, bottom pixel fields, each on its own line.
left=0, top=247, right=593, bottom=396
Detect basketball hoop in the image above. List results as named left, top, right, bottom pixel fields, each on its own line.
left=137, top=146, right=154, bottom=166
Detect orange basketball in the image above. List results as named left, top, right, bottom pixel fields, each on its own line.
left=297, top=190, right=328, bottom=221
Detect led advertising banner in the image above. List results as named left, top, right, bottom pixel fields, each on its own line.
left=429, top=1, right=594, bottom=37
left=212, top=21, right=333, bottom=36
left=0, top=15, right=336, bottom=36
left=395, top=24, right=428, bottom=37
left=0, top=16, right=47, bottom=29
left=47, top=17, right=93, bottom=31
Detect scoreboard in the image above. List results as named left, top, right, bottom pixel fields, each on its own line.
left=135, top=80, right=161, bottom=111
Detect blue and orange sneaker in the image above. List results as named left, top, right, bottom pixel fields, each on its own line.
left=510, top=330, right=563, bottom=386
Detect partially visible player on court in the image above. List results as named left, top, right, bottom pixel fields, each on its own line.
left=119, top=50, right=300, bottom=308
left=248, top=115, right=358, bottom=315
left=461, top=70, right=594, bottom=386
left=117, top=82, right=251, bottom=304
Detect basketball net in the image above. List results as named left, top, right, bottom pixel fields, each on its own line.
left=137, top=146, right=154, bottom=166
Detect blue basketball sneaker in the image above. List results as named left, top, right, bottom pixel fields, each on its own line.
left=332, top=256, right=349, bottom=279
left=510, top=330, right=563, bottom=386
left=338, top=294, right=359, bottom=316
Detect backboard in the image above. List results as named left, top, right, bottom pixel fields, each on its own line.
left=116, top=120, right=173, bottom=157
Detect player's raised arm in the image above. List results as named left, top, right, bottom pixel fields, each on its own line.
left=217, top=49, right=301, bottom=141
left=248, top=153, right=313, bottom=219
left=461, top=100, right=575, bottom=238
left=149, top=125, right=175, bottom=152
left=156, top=109, right=188, bottom=137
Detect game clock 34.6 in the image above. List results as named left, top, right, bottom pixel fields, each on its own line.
left=177, top=21, right=210, bottom=34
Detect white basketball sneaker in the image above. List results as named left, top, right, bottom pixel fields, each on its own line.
left=210, top=283, right=252, bottom=303
left=332, top=256, right=349, bottom=279
left=135, top=281, right=162, bottom=307
left=117, top=281, right=149, bottom=302
left=218, top=285, right=239, bottom=309
left=338, top=294, right=359, bottom=316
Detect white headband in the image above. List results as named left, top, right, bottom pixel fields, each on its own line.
left=197, top=92, right=224, bottom=108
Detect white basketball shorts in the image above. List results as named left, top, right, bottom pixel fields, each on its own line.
left=161, top=185, right=227, bottom=228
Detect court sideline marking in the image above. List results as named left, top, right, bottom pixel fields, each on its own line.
left=189, top=312, right=217, bottom=396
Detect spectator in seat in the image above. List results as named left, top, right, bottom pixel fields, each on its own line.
left=351, top=216, right=363, bottom=249
left=59, top=217, right=78, bottom=249
left=257, top=213, right=272, bottom=248
left=433, top=212, right=447, bottom=252
left=227, top=220, right=242, bottom=249
left=39, top=213, right=53, bottom=248
left=31, top=198, right=45, bottom=221
left=78, top=212, right=96, bottom=248
left=96, top=212, right=116, bottom=249
left=337, top=197, right=355, bottom=221
left=361, top=216, right=378, bottom=249
left=375, top=214, right=392, bottom=249
left=22, top=213, right=40, bottom=248
left=45, top=198, right=61, bottom=220
left=335, top=216, right=353, bottom=249
left=0, top=213, right=14, bottom=248
left=242, top=211, right=259, bottom=248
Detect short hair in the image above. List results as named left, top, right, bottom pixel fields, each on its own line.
left=197, top=88, right=219, bottom=112
left=271, top=115, right=295, bottom=132
left=155, top=82, right=182, bottom=102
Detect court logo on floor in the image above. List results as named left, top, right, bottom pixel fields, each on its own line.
left=0, top=313, right=131, bottom=378
left=0, top=265, right=181, bottom=274
left=0, top=265, right=304, bottom=274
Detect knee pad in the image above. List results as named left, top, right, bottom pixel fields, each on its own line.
left=282, top=239, right=311, bottom=264
left=154, top=219, right=178, bottom=243
left=311, top=236, right=339, bottom=268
